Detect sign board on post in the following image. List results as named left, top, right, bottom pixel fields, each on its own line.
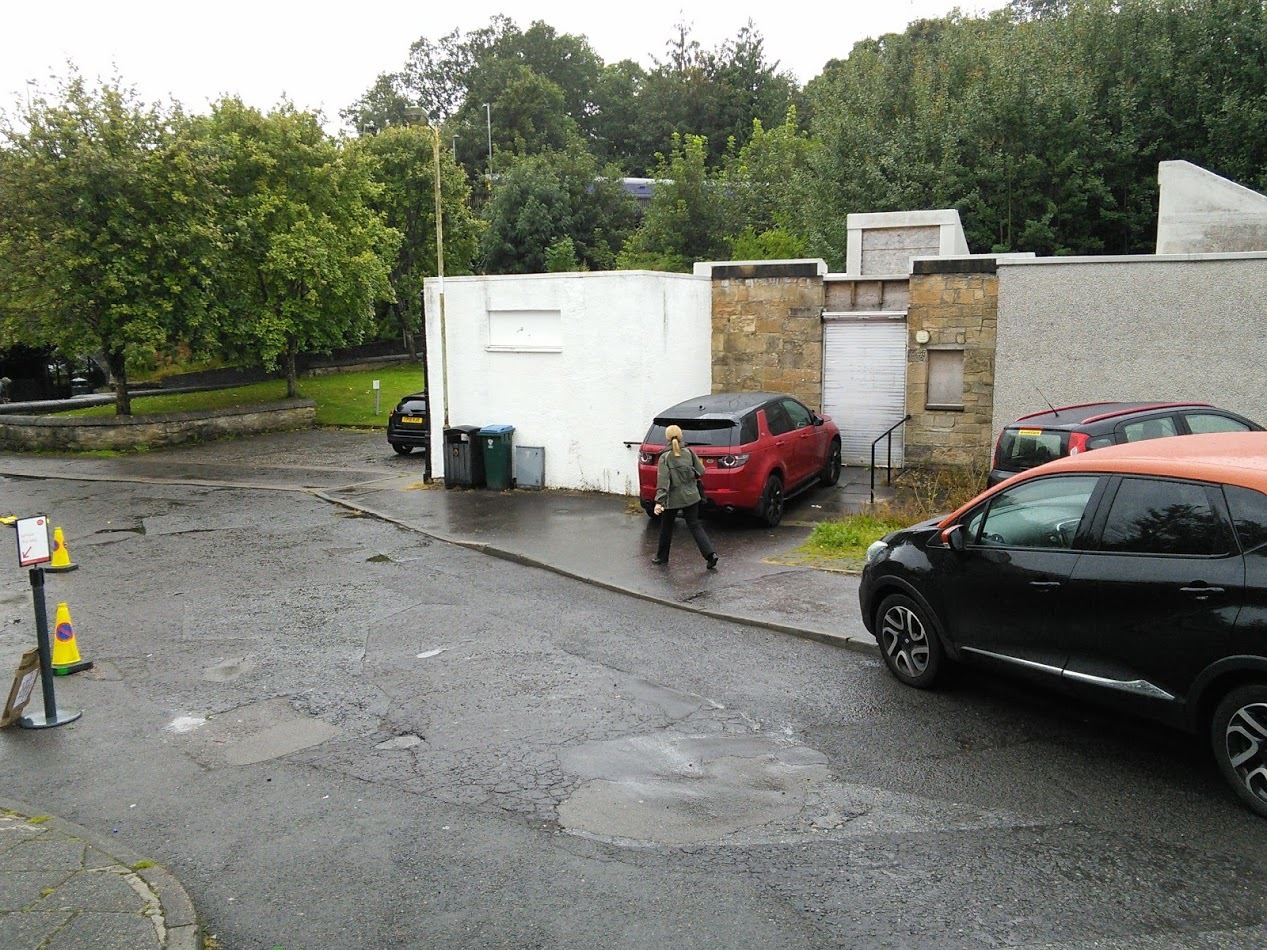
left=1, top=648, right=40, bottom=728
left=16, top=516, right=51, bottom=567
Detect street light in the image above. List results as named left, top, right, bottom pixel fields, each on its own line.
left=404, top=107, right=451, bottom=449
left=483, top=102, right=493, bottom=190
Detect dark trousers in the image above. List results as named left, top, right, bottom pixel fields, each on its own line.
left=656, top=502, right=715, bottom=562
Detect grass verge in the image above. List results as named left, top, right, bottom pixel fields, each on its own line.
left=787, top=462, right=988, bottom=572
left=60, top=364, right=426, bottom=428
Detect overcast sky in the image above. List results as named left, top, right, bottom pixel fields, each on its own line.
left=3, top=1, right=1010, bottom=132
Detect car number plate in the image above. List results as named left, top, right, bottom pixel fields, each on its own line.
left=400, top=416, right=424, bottom=424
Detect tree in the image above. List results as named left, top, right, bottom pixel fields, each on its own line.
left=0, top=71, right=220, bottom=415
left=197, top=99, right=398, bottom=396
left=352, top=125, right=481, bottom=349
left=478, top=146, right=636, bottom=274
left=617, top=134, right=735, bottom=272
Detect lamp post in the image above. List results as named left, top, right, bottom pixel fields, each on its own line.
left=404, top=107, right=452, bottom=470
left=483, top=102, right=493, bottom=191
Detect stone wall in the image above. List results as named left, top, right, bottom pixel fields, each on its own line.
left=709, top=261, right=825, bottom=410
left=0, top=400, right=316, bottom=452
left=904, top=259, right=998, bottom=468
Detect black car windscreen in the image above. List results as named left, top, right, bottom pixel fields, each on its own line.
left=645, top=419, right=739, bottom=448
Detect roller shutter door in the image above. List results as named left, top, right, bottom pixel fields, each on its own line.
left=822, top=315, right=907, bottom=467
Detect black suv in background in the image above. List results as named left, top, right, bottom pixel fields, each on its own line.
left=988, top=401, right=1263, bottom=486
left=386, top=391, right=429, bottom=456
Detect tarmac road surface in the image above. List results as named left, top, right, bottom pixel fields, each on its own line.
left=1, top=431, right=1266, bottom=949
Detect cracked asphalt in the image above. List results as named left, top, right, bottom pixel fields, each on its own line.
left=2, top=430, right=1267, bottom=949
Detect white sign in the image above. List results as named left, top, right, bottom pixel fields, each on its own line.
left=372, top=379, right=380, bottom=390
left=15, top=516, right=51, bottom=567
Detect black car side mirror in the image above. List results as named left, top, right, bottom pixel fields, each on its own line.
left=942, top=524, right=966, bottom=553
left=812, top=413, right=824, bottom=426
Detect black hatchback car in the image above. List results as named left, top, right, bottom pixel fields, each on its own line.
left=386, top=391, right=429, bottom=456
left=861, top=431, right=1267, bottom=817
left=988, top=401, right=1263, bottom=486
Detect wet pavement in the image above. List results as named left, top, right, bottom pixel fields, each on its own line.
left=0, top=799, right=198, bottom=950
left=0, top=429, right=884, bottom=948
left=0, top=429, right=886, bottom=650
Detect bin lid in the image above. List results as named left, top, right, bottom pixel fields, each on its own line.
left=444, top=424, right=483, bottom=435
left=479, top=424, right=516, bottom=435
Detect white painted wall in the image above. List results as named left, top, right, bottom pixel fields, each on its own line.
left=423, top=270, right=712, bottom=494
left=994, top=254, right=1267, bottom=436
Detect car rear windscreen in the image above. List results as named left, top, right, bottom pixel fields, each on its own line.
left=995, top=427, right=1068, bottom=472
left=645, top=418, right=742, bottom=448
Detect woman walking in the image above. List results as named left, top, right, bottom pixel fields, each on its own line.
left=652, top=424, right=719, bottom=569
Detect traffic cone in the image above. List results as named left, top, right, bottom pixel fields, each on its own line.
left=47, top=527, right=78, bottom=573
left=51, top=602, right=93, bottom=675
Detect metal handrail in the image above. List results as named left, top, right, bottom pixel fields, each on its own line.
left=870, top=414, right=912, bottom=504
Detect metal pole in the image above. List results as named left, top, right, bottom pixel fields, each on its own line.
left=484, top=103, right=492, bottom=189
left=432, top=126, right=450, bottom=429
left=19, top=568, right=80, bottom=728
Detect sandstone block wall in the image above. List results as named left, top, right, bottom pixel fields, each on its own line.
left=710, top=262, right=825, bottom=410
left=904, top=260, right=998, bottom=468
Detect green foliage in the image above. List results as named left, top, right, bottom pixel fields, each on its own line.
left=0, top=71, right=221, bottom=415
left=352, top=126, right=480, bottom=345
left=544, top=237, right=584, bottom=272
left=727, top=227, right=807, bottom=261
left=195, top=99, right=399, bottom=395
left=617, top=134, right=734, bottom=272
left=64, top=364, right=427, bottom=427
left=479, top=147, right=636, bottom=273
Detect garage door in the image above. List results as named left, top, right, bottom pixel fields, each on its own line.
left=822, top=314, right=908, bottom=467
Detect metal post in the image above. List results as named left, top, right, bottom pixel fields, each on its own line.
left=484, top=103, right=493, bottom=189
left=19, top=568, right=81, bottom=728
left=431, top=126, right=450, bottom=429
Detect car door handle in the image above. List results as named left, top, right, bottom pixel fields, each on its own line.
left=1029, top=580, right=1061, bottom=591
left=1180, top=585, right=1224, bottom=599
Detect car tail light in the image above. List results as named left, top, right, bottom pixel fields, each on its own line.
left=717, top=453, right=750, bottom=469
left=638, top=451, right=655, bottom=465
left=1067, top=432, right=1090, bottom=455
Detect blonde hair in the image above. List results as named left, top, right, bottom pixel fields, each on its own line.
left=664, top=424, right=683, bottom=457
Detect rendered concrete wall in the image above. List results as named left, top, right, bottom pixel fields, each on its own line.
left=846, top=210, right=970, bottom=275
left=423, top=271, right=711, bottom=494
left=1156, top=160, right=1267, bottom=254
left=994, top=254, right=1267, bottom=437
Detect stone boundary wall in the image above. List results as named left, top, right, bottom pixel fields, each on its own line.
left=0, top=400, right=316, bottom=452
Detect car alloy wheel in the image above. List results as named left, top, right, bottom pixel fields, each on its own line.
left=821, top=439, right=842, bottom=487
left=759, top=474, right=784, bottom=527
left=1211, top=685, right=1267, bottom=818
left=876, top=593, right=943, bottom=688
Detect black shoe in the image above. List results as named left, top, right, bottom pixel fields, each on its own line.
left=651, top=556, right=668, bottom=565
left=706, top=554, right=719, bottom=570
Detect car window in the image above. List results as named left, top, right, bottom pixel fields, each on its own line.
left=1184, top=412, right=1252, bottom=435
left=1098, top=477, right=1231, bottom=556
left=740, top=411, right=759, bottom=445
left=1120, top=416, right=1178, bottom=442
left=782, top=398, right=812, bottom=430
left=969, top=475, right=1099, bottom=549
left=1086, top=435, right=1114, bottom=450
left=645, top=420, right=740, bottom=448
left=764, top=401, right=794, bottom=436
left=995, top=427, right=1067, bottom=471
left=1225, top=484, right=1267, bottom=553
